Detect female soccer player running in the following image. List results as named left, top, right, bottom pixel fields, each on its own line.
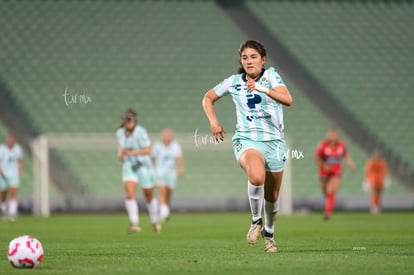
left=117, top=109, right=160, bottom=233
left=315, top=128, right=355, bottom=220
left=152, top=128, right=184, bottom=222
left=0, top=134, right=23, bottom=221
left=202, top=40, right=293, bottom=253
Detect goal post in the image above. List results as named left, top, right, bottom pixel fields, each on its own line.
left=31, top=135, right=50, bottom=217
left=279, top=135, right=293, bottom=215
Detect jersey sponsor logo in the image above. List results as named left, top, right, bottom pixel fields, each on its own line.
left=246, top=114, right=271, bottom=122
left=246, top=93, right=262, bottom=109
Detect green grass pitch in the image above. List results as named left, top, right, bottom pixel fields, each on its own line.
left=0, top=212, right=413, bottom=274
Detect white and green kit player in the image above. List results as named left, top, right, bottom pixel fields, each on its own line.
left=117, top=109, right=160, bottom=233
left=152, top=128, right=184, bottom=222
left=0, top=134, right=23, bottom=220
left=202, top=40, right=293, bottom=253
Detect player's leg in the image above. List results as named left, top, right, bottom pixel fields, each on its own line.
left=124, top=180, right=140, bottom=233
left=239, top=148, right=266, bottom=244
left=8, top=186, right=18, bottom=221
left=140, top=169, right=160, bottom=232
left=324, top=176, right=341, bottom=219
left=0, top=190, right=7, bottom=216
left=142, top=187, right=161, bottom=232
left=0, top=177, right=8, bottom=216
left=370, top=185, right=382, bottom=214
left=158, top=184, right=169, bottom=222
left=262, top=171, right=283, bottom=253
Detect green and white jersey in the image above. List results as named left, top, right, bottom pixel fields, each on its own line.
left=214, top=67, right=286, bottom=141
left=0, top=143, right=23, bottom=177
left=116, top=125, right=153, bottom=169
left=152, top=140, right=182, bottom=176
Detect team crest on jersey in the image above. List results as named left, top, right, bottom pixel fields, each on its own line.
left=259, top=77, right=269, bottom=88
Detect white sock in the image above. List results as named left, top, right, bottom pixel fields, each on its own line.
left=160, top=204, right=170, bottom=221
left=8, top=199, right=18, bottom=218
left=264, top=200, right=279, bottom=235
left=125, top=199, right=139, bottom=226
left=248, top=181, right=264, bottom=222
left=0, top=202, right=7, bottom=215
left=147, top=198, right=159, bottom=225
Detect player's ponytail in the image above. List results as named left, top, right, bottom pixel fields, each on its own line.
left=237, top=40, right=267, bottom=74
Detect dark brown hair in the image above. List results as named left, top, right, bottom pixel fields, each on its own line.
left=118, top=108, right=137, bottom=129
left=237, top=40, right=267, bottom=74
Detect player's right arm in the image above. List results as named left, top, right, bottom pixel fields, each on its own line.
left=202, top=89, right=226, bottom=142
left=117, top=144, right=124, bottom=162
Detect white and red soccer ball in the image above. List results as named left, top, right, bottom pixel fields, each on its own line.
left=7, top=235, right=44, bottom=268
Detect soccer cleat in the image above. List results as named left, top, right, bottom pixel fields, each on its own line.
left=262, top=229, right=277, bottom=253
left=128, top=225, right=141, bottom=234
left=323, top=214, right=330, bottom=221
left=264, top=237, right=277, bottom=253
left=153, top=223, right=162, bottom=233
left=246, top=219, right=262, bottom=244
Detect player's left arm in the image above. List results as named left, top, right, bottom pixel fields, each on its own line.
left=18, top=159, right=23, bottom=177
left=266, top=85, right=293, bottom=106
left=17, top=146, right=23, bottom=177
left=247, top=68, right=293, bottom=106
left=344, top=152, right=356, bottom=172
left=248, top=80, right=293, bottom=106
left=176, top=155, right=184, bottom=177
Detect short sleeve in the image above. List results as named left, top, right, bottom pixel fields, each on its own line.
left=16, top=145, right=23, bottom=160
left=213, top=76, right=233, bottom=97
left=116, top=128, right=123, bottom=142
left=151, top=142, right=159, bottom=158
left=173, top=141, right=182, bottom=157
left=267, top=67, right=285, bottom=88
left=137, top=127, right=151, bottom=147
left=316, top=142, right=325, bottom=158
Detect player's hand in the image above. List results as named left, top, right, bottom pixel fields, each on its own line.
left=177, top=168, right=184, bottom=177
left=210, top=121, right=226, bottom=142
left=247, top=79, right=269, bottom=94
left=246, top=79, right=256, bottom=92
left=123, top=150, right=134, bottom=156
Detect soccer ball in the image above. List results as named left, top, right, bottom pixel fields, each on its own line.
left=7, top=235, right=44, bottom=268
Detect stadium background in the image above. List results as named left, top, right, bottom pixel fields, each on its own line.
left=0, top=0, right=413, bottom=213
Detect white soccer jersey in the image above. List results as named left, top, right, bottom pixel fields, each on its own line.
left=152, top=140, right=182, bottom=176
left=214, top=67, right=286, bottom=141
left=0, top=143, right=23, bottom=177
left=116, top=125, right=153, bottom=168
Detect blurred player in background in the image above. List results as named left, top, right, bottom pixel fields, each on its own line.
left=202, top=40, right=293, bottom=253
left=117, top=109, right=160, bottom=233
left=316, top=128, right=355, bottom=220
left=364, top=149, right=388, bottom=214
left=152, top=128, right=184, bottom=222
left=0, top=133, right=23, bottom=221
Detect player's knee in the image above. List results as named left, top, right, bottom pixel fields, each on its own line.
left=248, top=172, right=265, bottom=186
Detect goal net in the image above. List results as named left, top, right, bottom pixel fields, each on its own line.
left=31, top=133, right=292, bottom=216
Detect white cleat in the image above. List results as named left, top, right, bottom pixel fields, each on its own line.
left=246, top=221, right=262, bottom=244
left=127, top=225, right=142, bottom=234
left=264, top=237, right=277, bottom=253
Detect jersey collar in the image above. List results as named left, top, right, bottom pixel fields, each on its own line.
left=241, top=68, right=265, bottom=82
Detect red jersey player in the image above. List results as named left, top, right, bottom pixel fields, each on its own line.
left=315, top=128, right=355, bottom=220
